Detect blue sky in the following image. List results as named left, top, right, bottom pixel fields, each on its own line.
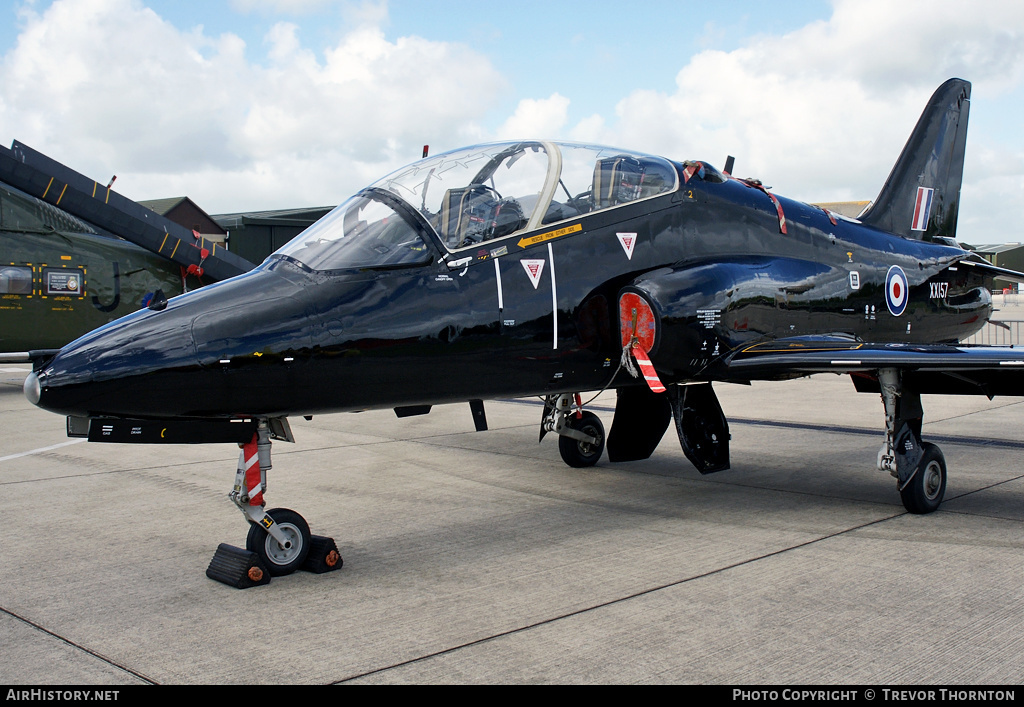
left=1, top=0, right=1022, bottom=243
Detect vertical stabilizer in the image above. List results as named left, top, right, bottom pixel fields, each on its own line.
left=859, top=79, right=970, bottom=241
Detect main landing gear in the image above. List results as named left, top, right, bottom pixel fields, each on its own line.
left=206, top=418, right=343, bottom=588
left=540, top=373, right=949, bottom=515
left=541, top=393, right=606, bottom=467
left=876, top=368, right=947, bottom=514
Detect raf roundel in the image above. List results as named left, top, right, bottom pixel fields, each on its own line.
left=885, top=265, right=909, bottom=316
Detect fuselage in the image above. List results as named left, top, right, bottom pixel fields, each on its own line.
left=27, top=142, right=991, bottom=421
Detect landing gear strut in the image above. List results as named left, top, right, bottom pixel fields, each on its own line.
left=877, top=368, right=947, bottom=514
left=541, top=393, right=606, bottom=467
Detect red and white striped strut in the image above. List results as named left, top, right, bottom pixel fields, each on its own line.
left=240, top=434, right=264, bottom=506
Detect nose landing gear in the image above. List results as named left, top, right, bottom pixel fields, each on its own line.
left=206, top=418, right=342, bottom=588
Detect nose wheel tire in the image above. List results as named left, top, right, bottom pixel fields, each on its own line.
left=246, top=508, right=311, bottom=576
left=899, top=442, right=946, bottom=514
left=558, top=411, right=606, bottom=468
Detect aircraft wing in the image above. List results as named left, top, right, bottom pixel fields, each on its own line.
left=723, top=336, right=1024, bottom=397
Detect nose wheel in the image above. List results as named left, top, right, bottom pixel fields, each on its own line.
left=246, top=508, right=311, bottom=576
left=541, top=394, right=606, bottom=468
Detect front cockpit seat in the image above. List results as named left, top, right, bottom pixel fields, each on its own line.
left=438, top=185, right=494, bottom=248
left=439, top=186, right=526, bottom=248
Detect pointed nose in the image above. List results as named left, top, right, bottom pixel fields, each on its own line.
left=28, top=267, right=317, bottom=420
left=24, top=370, right=41, bottom=406
left=27, top=300, right=201, bottom=418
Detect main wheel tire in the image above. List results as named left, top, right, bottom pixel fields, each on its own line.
left=899, top=442, right=947, bottom=514
left=246, top=508, right=311, bottom=576
left=558, top=411, right=605, bottom=468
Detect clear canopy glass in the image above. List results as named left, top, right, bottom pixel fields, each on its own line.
left=272, top=141, right=678, bottom=271
left=375, top=141, right=678, bottom=250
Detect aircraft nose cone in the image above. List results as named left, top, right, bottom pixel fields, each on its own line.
left=24, top=371, right=41, bottom=406
left=27, top=268, right=303, bottom=420
left=25, top=298, right=205, bottom=419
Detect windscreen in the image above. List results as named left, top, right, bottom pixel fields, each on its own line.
left=271, top=193, right=431, bottom=271
left=372, top=142, right=552, bottom=249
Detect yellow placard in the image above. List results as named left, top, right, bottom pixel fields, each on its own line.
left=517, top=223, right=582, bottom=249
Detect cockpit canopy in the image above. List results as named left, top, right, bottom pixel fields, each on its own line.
left=272, top=141, right=679, bottom=272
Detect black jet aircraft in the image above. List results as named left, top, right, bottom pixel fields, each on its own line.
left=24, top=78, right=1024, bottom=578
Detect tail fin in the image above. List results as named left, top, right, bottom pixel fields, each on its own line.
left=859, top=78, right=970, bottom=241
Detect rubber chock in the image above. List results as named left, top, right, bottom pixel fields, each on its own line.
left=302, top=535, right=343, bottom=574
left=206, top=543, right=271, bottom=588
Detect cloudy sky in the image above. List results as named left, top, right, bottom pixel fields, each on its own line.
left=1, top=0, right=1022, bottom=243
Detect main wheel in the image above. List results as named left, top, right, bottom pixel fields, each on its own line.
left=246, top=508, right=311, bottom=576
left=899, top=442, right=946, bottom=514
left=558, top=411, right=605, bottom=468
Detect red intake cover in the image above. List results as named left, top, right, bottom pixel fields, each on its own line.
left=619, top=292, right=657, bottom=351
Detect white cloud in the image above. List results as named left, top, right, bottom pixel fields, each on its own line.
left=2, top=0, right=252, bottom=170
left=495, top=94, right=570, bottom=140
left=230, top=0, right=349, bottom=15
left=0, top=0, right=504, bottom=211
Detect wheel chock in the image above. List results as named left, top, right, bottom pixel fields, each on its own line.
left=206, top=543, right=271, bottom=588
left=302, top=535, right=343, bottom=574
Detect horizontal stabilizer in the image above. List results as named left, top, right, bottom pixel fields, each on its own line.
left=957, top=257, right=1024, bottom=284
left=0, top=349, right=60, bottom=368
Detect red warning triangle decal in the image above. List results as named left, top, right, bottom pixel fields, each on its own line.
left=521, top=259, right=546, bottom=289
left=617, top=232, right=637, bottom=260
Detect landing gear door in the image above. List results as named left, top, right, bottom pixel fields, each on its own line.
left=668, top=383, right=730, bottom=473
